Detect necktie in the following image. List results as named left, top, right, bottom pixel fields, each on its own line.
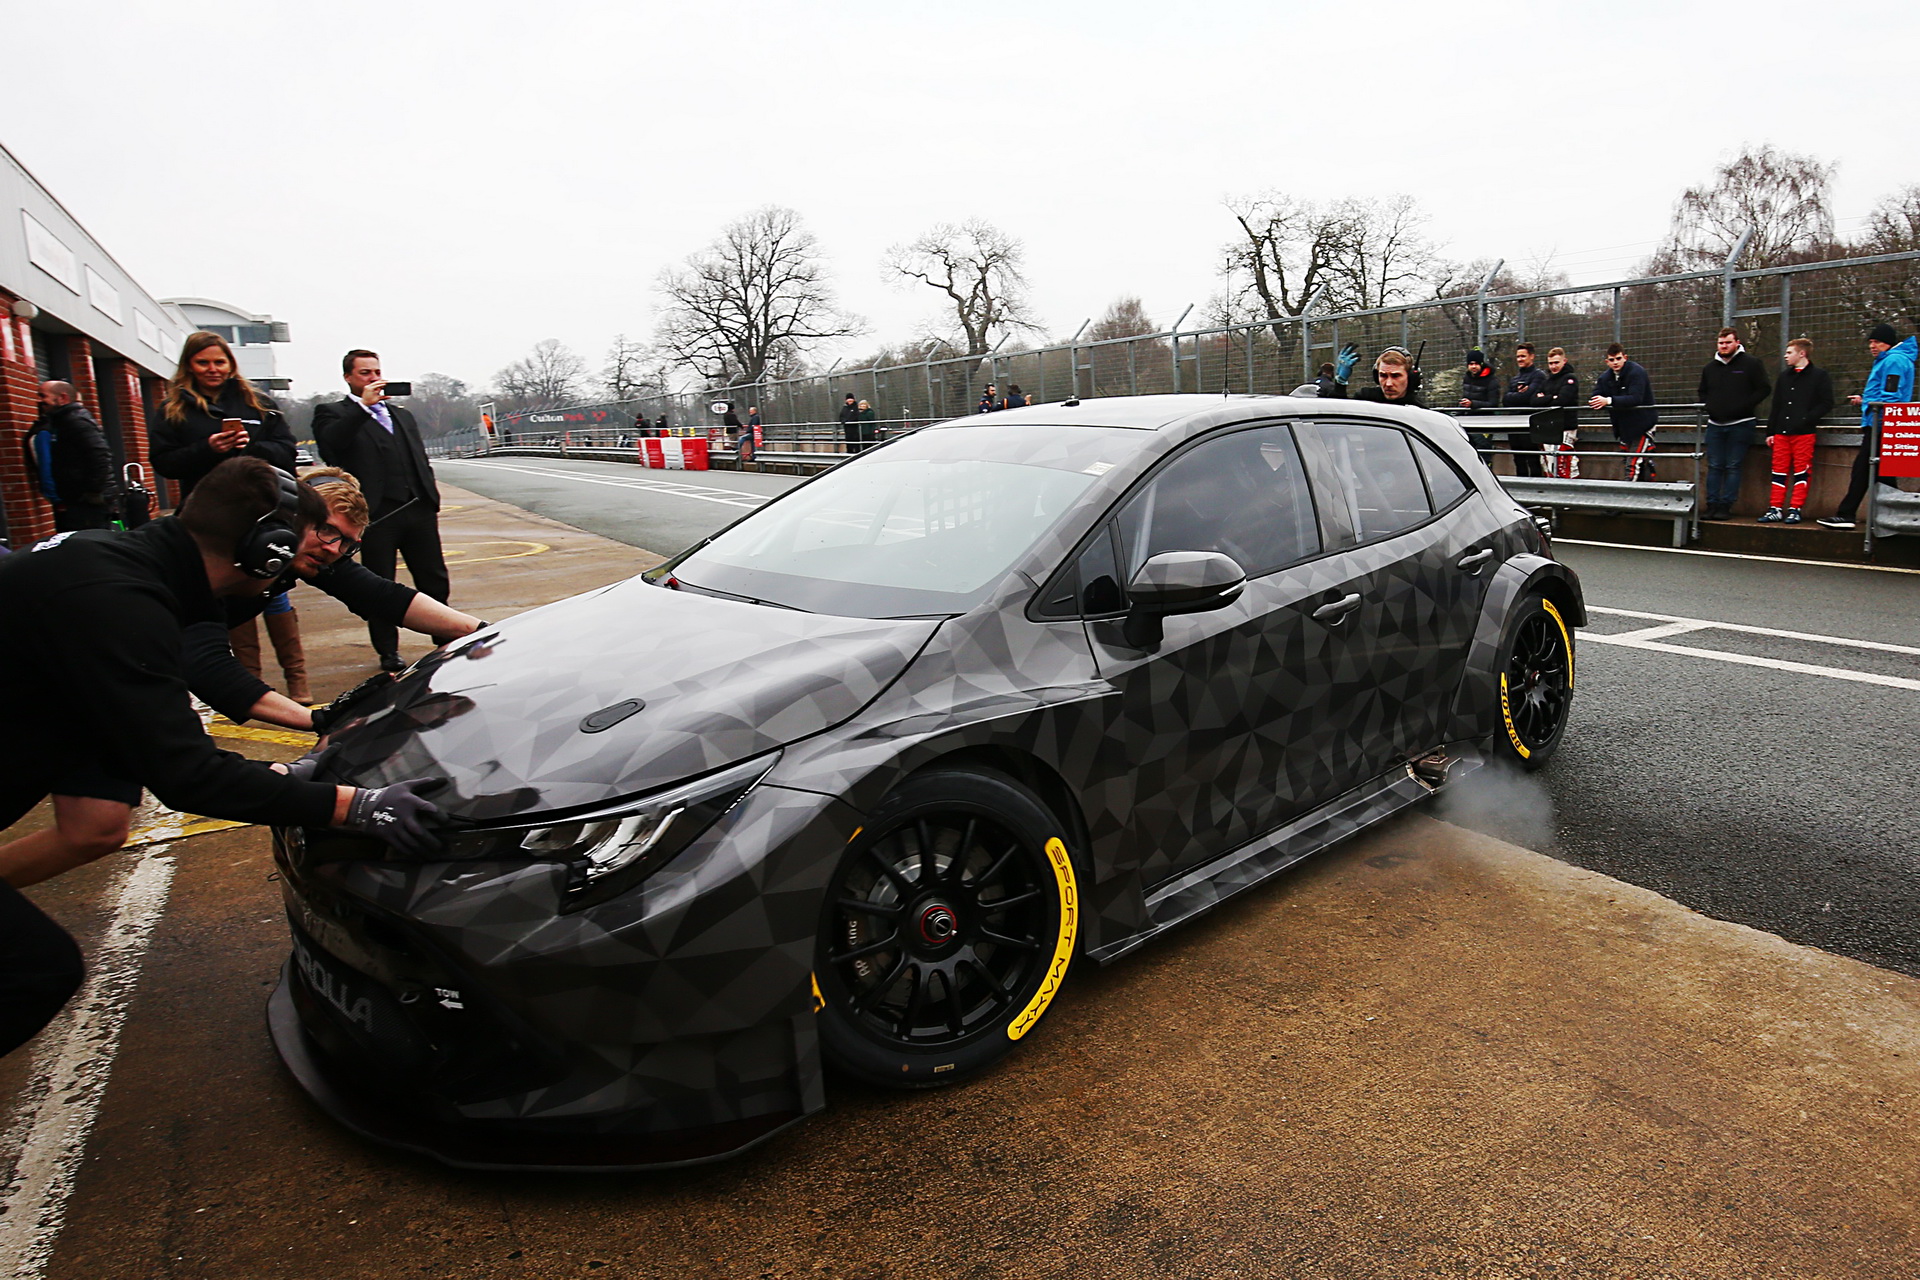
left=370, top=400, right=394, bottom=433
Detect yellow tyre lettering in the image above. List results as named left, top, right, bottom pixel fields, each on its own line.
left=1499, top=672, right=1531, bottom=759
left=1541, top=598, right=1573, bottom=690
left=810, top=972, right=825, bottom=1014
left=1008, top=837, right=1077, bottom=1041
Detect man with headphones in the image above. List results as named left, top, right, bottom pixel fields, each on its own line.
left=1354, top=347, right=1426, bottom=408
left=0, top=457, right=446, bottom=1059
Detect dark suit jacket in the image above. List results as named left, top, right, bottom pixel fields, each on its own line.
left=311, top=397, right=440, bottom=512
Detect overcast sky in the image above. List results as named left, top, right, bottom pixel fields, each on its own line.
left=10, top=0, right=1918, bottom=396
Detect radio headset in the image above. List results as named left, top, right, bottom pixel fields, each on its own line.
left=235, top=468, right=303, bottom=579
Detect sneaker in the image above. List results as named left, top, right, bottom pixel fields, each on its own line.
left=1756, top=507, right=1784, bottom=523
left=1816, top=516, right=1856, bottom=530
left=1701, top=506, right=1728, bottom=521
left=1784, top=509, right=1803, bottom=524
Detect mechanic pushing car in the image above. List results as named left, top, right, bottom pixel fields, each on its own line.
left=0, top=457, right=447, bottom=1059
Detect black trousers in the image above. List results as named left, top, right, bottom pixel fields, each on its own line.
left=1506, top=433, right=1543, bottom=478
left=1835, top=443, right=1897, bottom=520
left=359, top=500, right=450, bottom=658
left=0, top=881, right=84, bottom=1059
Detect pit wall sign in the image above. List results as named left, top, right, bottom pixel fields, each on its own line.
left=1882, top=403, right=1920, bottom=479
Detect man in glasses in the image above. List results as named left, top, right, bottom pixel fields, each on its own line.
left=182, top=468, right=485, bottom=734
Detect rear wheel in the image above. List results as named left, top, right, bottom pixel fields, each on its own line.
left=815, top=769, right=1078, bottom=1088
left=1491, top=593, right=1574, bottom=771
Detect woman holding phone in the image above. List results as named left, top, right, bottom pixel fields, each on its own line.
left=151, top=330, right=307, bottom=700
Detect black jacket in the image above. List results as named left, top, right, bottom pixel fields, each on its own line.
left=185, top=557, right=418, bottom=721
left=1767, top=363, right=1835, bottom=435
left=1593, top=361, right=1658, bottom=439
left=25, top=402, right=114, bottom=506
left=312, top=397, right=440, bottom=513
left=150, top=381, right=297, bottom=497
left=1315, top=375, right=1347, bottom=399
left=1697, top=349, right=1772, bottom=424
left=0, top=518, right=337, bottom=826
left=1537, top=364, right=1581, bottom=410
left=1355, top=385, right=1426, bottom=408
left=838, top=401, right=860, bottom=425
left=1461, top=367, right=1500, bottom=410
left=1503, top=366, right=1547, bottom=407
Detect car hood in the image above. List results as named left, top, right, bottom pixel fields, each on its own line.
left=317, top=577, right=941, bottom=822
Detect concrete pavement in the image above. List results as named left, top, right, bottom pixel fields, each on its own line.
left=4, top=481, right=1917, bottom=1279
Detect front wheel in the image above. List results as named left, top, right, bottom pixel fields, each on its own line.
left=1490, top=593, right=1574, bottom=771
left=814, top=769, right=1079, bottom=1088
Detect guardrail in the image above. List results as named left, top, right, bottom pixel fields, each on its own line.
left=1873, top=489, right=1920, bottom=537
left=1498, top=475, right=1698, bottom=547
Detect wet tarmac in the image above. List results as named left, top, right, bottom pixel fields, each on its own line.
left=4, top=482, right=1917, bottom=1279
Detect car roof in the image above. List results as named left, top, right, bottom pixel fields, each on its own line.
left=929, top=392, right=1452, bottom=434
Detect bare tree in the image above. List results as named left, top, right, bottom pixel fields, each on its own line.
left=884, top=220, right=1039, bottom=357
left=1654, top=145, right=1836, bottom=272
left=602, top=333, right=668, bottom=402
left=406, top=372, right=480, bottom=440
left=1836, top=184, right=1920, bottom=333
left=1221, top=193, right=1437, bottom=320
left=494, top=338, right=587, bottom=409
left=655, top=206, right=861, bottom=387
left=1086, top=296, right=1157, bottom=343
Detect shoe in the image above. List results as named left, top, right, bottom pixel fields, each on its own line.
left=1784, top=509, right=1803, bottom=524
left=1816, top=516, right=1856, bottom=530
left=1756, top=507, right=1784, bottom=523
left=378, top=652, right=407, bottom=675
left=1701, top=506, right=1727, bottom=521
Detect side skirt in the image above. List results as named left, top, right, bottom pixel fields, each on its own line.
left=1086, top=743, right=1487, bottom=965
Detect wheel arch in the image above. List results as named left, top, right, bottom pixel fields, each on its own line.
left=1450, top=554, right=1585, bottom=741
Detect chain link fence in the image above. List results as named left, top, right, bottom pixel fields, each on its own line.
left=486, top=249, right=1920, bottom=444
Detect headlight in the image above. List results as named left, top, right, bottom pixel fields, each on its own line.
left=441, top=751, right=779, bottom=910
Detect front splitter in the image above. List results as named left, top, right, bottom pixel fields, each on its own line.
left=266, top=961, right=806, bottom=1173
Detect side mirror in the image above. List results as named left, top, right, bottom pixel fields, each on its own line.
left=1121, top=551, right=1246, bottom=648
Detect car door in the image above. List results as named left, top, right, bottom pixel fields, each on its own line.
left=1295, top=419, right=1496, bottom=778
left=1061, top=423, right=1376, bottom=887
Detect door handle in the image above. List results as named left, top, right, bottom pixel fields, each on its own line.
left=1456, top=548, right=1494, bottom=572
left=1311, top=592, right=1362, bottom=623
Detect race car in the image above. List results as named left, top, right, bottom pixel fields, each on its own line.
left=270, top=392, right=1583, bottom=1170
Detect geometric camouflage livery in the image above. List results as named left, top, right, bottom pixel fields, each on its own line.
left=269, top=393, right=1585, bottom=1170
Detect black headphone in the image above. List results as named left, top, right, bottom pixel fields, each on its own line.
left=234, top=469, right=303, bottom=580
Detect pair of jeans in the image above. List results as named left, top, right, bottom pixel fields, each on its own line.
left=1703, top=421, right=1756, bottom=509
left=1835, top=431, right=1897, bottom=519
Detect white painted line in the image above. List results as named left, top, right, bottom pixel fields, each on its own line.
left=1583, top=632, right=1920, bottom=691
left=1557, top=537, right=1920, bottom=576
left=1587, top=606, right=1920, bottom=657
left=1602, top=620, right=1715, bottom=644
left=0, top=850, right=177, bottom=1280
left=446, top=460, right=769, bottom=509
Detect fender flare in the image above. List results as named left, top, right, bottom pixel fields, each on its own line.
left=1450, top=554, right=1586, bottom=741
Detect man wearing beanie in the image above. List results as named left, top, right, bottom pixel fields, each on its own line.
left=1458, top=349, right=1500, bottom=460
left=1819, top=322, right=1917, bottom=529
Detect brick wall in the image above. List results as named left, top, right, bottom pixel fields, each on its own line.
left=0, top=293, right=53, bottom=545
left=97, top=355, right=154, bottom=487
left=64, top=334, right=99, bottom=418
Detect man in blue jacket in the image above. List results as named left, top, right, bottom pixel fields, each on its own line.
left=1819, top=324, right=1917, bottom=530
left=1590, top=345, right=1660, bottom=481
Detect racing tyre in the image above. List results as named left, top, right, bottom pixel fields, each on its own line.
left=815, top=769, right=1079, bottom=1089
left=1491, top=592, right=1574, bottom=771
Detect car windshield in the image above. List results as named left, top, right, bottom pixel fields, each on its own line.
left=664, top=424, right=1140, bottom=617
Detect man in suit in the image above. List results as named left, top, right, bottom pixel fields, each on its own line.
left=312, top=349, right=450, bottom=674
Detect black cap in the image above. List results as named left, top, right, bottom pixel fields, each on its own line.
left=1870, top=322, right=1898, bottom=345
left=1467, top=348, right=1486, bottom=365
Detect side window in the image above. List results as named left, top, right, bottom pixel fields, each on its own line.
left=1115, top=425, right=1321, bottom=579
left=1411, top=434, right=1471, bottom=510
left=1312, top=422, right=1432, bottom=542
left=1034, top=524, right=1125, bottom=618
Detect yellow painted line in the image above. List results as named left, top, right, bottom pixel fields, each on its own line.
left=124, top=816, right=249, bottom=850
left=441, top=539, right=549, bottom=565
left=208, top=723, right=316, bottom=748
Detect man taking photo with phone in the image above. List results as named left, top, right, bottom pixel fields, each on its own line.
left=312, top=350, right=450, bottom=674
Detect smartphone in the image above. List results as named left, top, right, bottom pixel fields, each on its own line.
left=382, top=381, right=413, bottom=398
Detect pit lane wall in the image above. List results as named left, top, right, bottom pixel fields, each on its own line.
left=1, top=141, right=194, bottom=549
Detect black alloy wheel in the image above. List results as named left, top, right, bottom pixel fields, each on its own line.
left=815, top=769, right=1078, bottom=1088
left=1494, top=592, right=1574, bottom=771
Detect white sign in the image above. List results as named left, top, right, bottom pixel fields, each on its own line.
left=134, top=311, right=162, bottom=352
left=21, top=211, right=79, bottom=293
left=85, top=266, right=122, bottom=323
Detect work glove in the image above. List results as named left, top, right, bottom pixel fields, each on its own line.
left=341, top=778, right=447, bottom=858
left=280, top=751, right=326, bottom=783
left=1333, top=343, right=1360, bottom=385
left=309, top=671, right=395, bottom=738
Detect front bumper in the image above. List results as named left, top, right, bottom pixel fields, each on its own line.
left=266, top=782, right=858, bottom=1171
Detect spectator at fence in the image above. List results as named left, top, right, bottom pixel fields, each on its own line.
left=1697, top=327, right=1772, bottom=521
left=855, top=399, right=879, bottom=451
left=1591, top=344, right=1660, bottom=482
left=1314, top=361, right=1343, bottom=399
left=26, top=381, right=114, bottom=531
left=1537, top=348, right=1582, bottom=479
left=656, top=414, right=669, bottom=435
left=1759, top=338, right=1834, bottom=524
left=977, top=385, right=999, bottom=414
left=1819, top=323, right=1917, bottom=530
left=1501, top=343, right=1546, bottom=478
left=838, top=393, right=860, bottom=448
left=1457, top=349, right=1499, bottom=460
left=1355, top=348, right=1424, bottom=407
left=1004, top=384, right=1029, bottom=409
